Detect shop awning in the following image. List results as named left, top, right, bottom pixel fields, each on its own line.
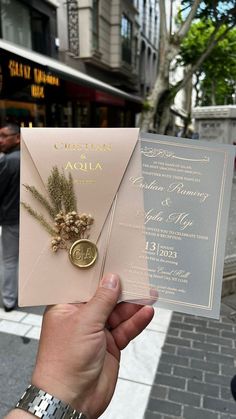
left=0, top=39, right=142, bottom=104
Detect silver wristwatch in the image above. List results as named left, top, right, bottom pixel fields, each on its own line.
left=15, top=384, right=87, bottom=419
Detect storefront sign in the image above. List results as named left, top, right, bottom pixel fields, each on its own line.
left=8, top=59, right=60, bottom=99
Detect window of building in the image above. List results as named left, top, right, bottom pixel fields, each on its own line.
left=134, top=36, right=138, bottom=68
left=142, top=0, right=146, bottom=33
left=121, top=14, right=132, bottom=65
left=0, top=0, right=53, bottom=56
left=149, top=7, right=152, bottom=39
left=31, top=9, right=50, bottom=55
left=154, top=15, right=158, bottom=46
left=0, top=0, right=32, bottom=49
left=92, top=0, right=99, bottom=50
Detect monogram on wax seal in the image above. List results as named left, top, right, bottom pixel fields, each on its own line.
left=69, top=239, right=98, bottom=268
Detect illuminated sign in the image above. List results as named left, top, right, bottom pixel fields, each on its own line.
left=31, top=85, right=45, bottom=99
left=8, top=59, right=60, bottom=99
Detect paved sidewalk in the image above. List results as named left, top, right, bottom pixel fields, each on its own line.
left=0, top=305, right=172, bottom=419
left=1, top=296, right=235, bottom=418
left=145, top=295, right=236, bottom=419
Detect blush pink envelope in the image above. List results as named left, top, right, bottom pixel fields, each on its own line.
left=19, top=127, right=151, bottom=306
left=19, top=127, right=138, bottom=305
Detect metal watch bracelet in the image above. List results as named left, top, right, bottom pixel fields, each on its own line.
left=15, top=384, right=87, bottom=419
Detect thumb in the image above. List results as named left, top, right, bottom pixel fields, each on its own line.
left=85, top=273, right=120, bottom=327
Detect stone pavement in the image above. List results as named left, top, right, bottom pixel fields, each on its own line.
left=0, top=305, right=172, bottom=419
left=145, top=294, right=236, bottom=419
left=1, top=295, right=235, bottom=419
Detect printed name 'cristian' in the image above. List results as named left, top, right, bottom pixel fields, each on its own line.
left=129, top=176, right=165, bottom=192
left=54, top=143, right=112, bottom=152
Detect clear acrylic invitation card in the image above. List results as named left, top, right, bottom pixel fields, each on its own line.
left=19, top=129, right=235, bottom=318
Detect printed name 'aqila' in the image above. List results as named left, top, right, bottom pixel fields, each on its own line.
left=64, top=161, right=103, bottom=171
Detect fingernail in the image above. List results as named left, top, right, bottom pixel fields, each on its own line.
left=101, top=273, right=119, bottom=289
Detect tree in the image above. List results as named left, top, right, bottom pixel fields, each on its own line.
left=199, top=29, right=236, bottom=106
left=179, top=22, right=236, bottom=106
left=139, top=0, right=236, bottom=134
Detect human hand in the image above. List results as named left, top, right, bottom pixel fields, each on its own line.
left=31, top=273, right=155, bottom=418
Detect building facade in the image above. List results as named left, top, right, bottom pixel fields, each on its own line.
left=0, top=0, right=147, bottom=127
left=134, top=0, right=159, bottom=98
left=58, top=0, right=140, bottom=92
left=57, top=0, right=160, bottom=107
left=56, top=0, right=144, bottom=127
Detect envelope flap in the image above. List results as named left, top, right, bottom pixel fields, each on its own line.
left=21, top=128, right=139, bottom=241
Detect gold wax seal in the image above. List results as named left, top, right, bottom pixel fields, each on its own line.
left=69, top=239, right=98, bottom=268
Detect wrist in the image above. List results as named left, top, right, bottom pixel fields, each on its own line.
left=31, top=370, right=91, bottom=418
left=15, top=384, right=88, bottom=419
left=5, top=408, right=33, bottom=418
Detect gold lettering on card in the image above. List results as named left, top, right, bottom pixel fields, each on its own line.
left=64, top=161, right=102, bottom=171
left=54, top=143, right=112, bottom=152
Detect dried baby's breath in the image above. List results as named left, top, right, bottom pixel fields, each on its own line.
left=51, top=211, right=94, bottom=252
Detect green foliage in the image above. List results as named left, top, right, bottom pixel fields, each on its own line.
left=142, top=101, right=153, bottom=111
left=181, top=1, right=236, bottom=25
left=179, top=20, right=236, bottom=105
left=142, top=0, right=236, bottom=132
left=179, top=20, right=213, bottom=64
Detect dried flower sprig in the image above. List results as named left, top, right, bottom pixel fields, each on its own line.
left=47, top=166, right=77, bottom=214
left=22, top=184, right=56, bottom=218
left=21, top=202, right=57, bottom=236
left=60, top=172, right=77, bottom=213
left=21, top=167, right=93, bottom=253
left=51, top=211, right=94, bottom=252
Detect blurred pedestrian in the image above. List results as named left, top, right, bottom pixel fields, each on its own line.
left=231, top=374, right=236, bottom=401
left=0, top=122, right=20, bottom=311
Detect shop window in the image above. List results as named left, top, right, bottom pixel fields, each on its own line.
left=75, top=103, right=89, bottom=127
left=96, top=106, right=108, bottom=127
left=0, top=99, right=45, bottom=127
left=92, top=0, right=99, bottom=50
left=121, top=14, right=132, bottom=65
